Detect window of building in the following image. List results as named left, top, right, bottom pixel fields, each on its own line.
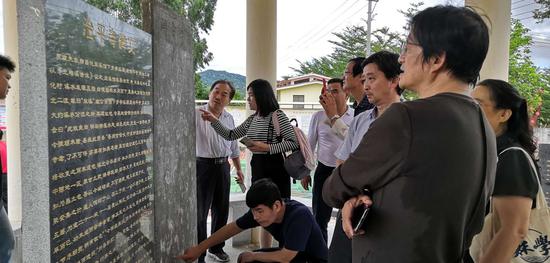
left=293, top=95, right=304, bottom=109
left=293, top=78, right=310, bottom=85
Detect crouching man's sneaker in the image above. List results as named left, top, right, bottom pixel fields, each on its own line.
left=208, top=250, right=230, bottom=262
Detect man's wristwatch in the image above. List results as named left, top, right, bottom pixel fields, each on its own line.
left=330, top=114, right=341, bottom=122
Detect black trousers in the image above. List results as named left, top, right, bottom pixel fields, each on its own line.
left=251, top=154, right=291, bottom=198
left=0, top=173, right=6, bottom=212
left=312, top=162, right=334, bottom=242
left=196, top=158, right=230, bottom=261
left=328, top=211, right=352, bottom=263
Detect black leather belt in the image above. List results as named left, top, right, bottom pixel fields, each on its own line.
left=196, top=157, right=228, bottom=164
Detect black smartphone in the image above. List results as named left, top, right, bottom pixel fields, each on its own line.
left=352, top=205, right=370, bottom=233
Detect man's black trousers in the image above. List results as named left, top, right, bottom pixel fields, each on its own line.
left=196, top=158, right=230, bottom=261
left=312, top=162, right=334, bottom=242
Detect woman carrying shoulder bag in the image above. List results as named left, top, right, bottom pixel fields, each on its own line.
left=470, top=79, right=541, bottom=262
left=200, top=79, right=299, bottom=248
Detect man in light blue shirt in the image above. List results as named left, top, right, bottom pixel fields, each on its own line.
left=302, top=78, right=353, bottom=242
left=335, top=51, right=403, bottom=164
left=195, top=80, right=243, bottom=263
left=334, top=109, right=377, bottom=162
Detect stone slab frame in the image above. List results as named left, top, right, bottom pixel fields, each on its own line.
left=15, top=0, right=196, bottom=261
left=17, top=0, right=51, bottom=261
left=152, top=1, right=197, bottom=261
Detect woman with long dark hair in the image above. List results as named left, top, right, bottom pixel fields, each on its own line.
left=471, top=79, right=539, bottom=262
left=200, top=79, right=299, bottom=248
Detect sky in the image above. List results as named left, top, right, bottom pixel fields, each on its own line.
left=0, top=0, right=548, bottom=78
left=204, top=0, right=550, bottom=78
left=0, top=3, right=3, bottom=53
left=204, top=0, right=444, bottom=77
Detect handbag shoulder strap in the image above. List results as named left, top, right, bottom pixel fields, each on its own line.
left=499, top=146, right=548, bottom=210
left=271, top=110, right=281, bottom=137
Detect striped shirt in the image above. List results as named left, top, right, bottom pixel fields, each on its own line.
left=211, top=109, right=299, bottom=154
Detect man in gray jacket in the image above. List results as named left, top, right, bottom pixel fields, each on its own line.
left=323, top=5, right=497, bottom=262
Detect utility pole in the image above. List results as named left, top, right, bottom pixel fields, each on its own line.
left=365, top=0, right=378, bottom=56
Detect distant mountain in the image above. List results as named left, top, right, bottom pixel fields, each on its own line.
left=199, top=70, right=246, bottom=95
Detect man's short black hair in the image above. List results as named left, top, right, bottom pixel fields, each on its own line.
left=0, top=55, right=15, bottom=72
left=410, top=5, right=489, bottom=85
left=348, top=57, right=366, bottom=77
left=210, top=79, right=236, bottom=100
left=362, top=51, right=404, bottom=95
left=246, top=178, right=282, bottom=209
left=327, top=78, right=343, bottom=86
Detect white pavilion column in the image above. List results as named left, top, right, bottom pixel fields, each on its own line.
left=466, top=0, right=512, bottom=81
left=3, top=0, right=22, bottom=227
left=246, top=0, right=277, bottom=246
left=246, top=0, right=277, bottom=88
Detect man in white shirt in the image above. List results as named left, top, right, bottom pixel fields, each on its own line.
left=302, top=78, right=353, bottom=242
left=195, top=80, right=243, bottom=263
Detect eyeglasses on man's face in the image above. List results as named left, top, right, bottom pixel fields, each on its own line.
left=400, top=40, right=420, bottom=55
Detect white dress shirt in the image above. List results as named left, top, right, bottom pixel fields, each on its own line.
left=308, top=107, right=354, bottom=167
left=196, top=105, right=239, bottom=158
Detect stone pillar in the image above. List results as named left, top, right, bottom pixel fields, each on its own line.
left=152, top=1, right=196, bottom=261
left=3, top=0, right=23, bottom=227
left=15, top=0, right=51, bottom=261
left=246, top=0, right=277, bottom=245
left=466, top=0, right=511, bottom=81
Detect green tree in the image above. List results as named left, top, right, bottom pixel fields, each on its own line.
left=291, top=2, right=423, bottom=77
left=508, top=19, right=546, bottom=118
left=292, top=2, right=423, bottom=101
left=397, top=1, right=424, bottom=32
left=509, top=2, right=550, bottom=126
left=84, top=0, right=217, bottom=97
left=83, top=0, right=143, bottom=26
left=537, top=69, right=550, bottom=126
left=291, top=24, right=402, bottom=78
left=534, top=0, right=550, bottom=22
left=195, top=74, right=210, bottom=99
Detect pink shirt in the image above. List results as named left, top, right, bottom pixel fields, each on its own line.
left=0, top=141, right=7, bottom=173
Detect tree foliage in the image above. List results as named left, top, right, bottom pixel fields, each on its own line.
left=85, top=0, right=143, bottom=26
left=291, top=23, right=402, bottom=79
left=195, top=74, right=210, bottom=99
left=292, top=2, right=423, bottom=101
left=534, top=0, right=550, bottom=22
left=537, top=69, right=550, bottom=126
left=84, top=0, right=217, bottom=98
left=508, top=19, right=547, bottom=123
left=397, top=1, right=424, bottom=32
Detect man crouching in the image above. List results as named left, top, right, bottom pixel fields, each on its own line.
left=177, top=178, right=328, bottom=263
